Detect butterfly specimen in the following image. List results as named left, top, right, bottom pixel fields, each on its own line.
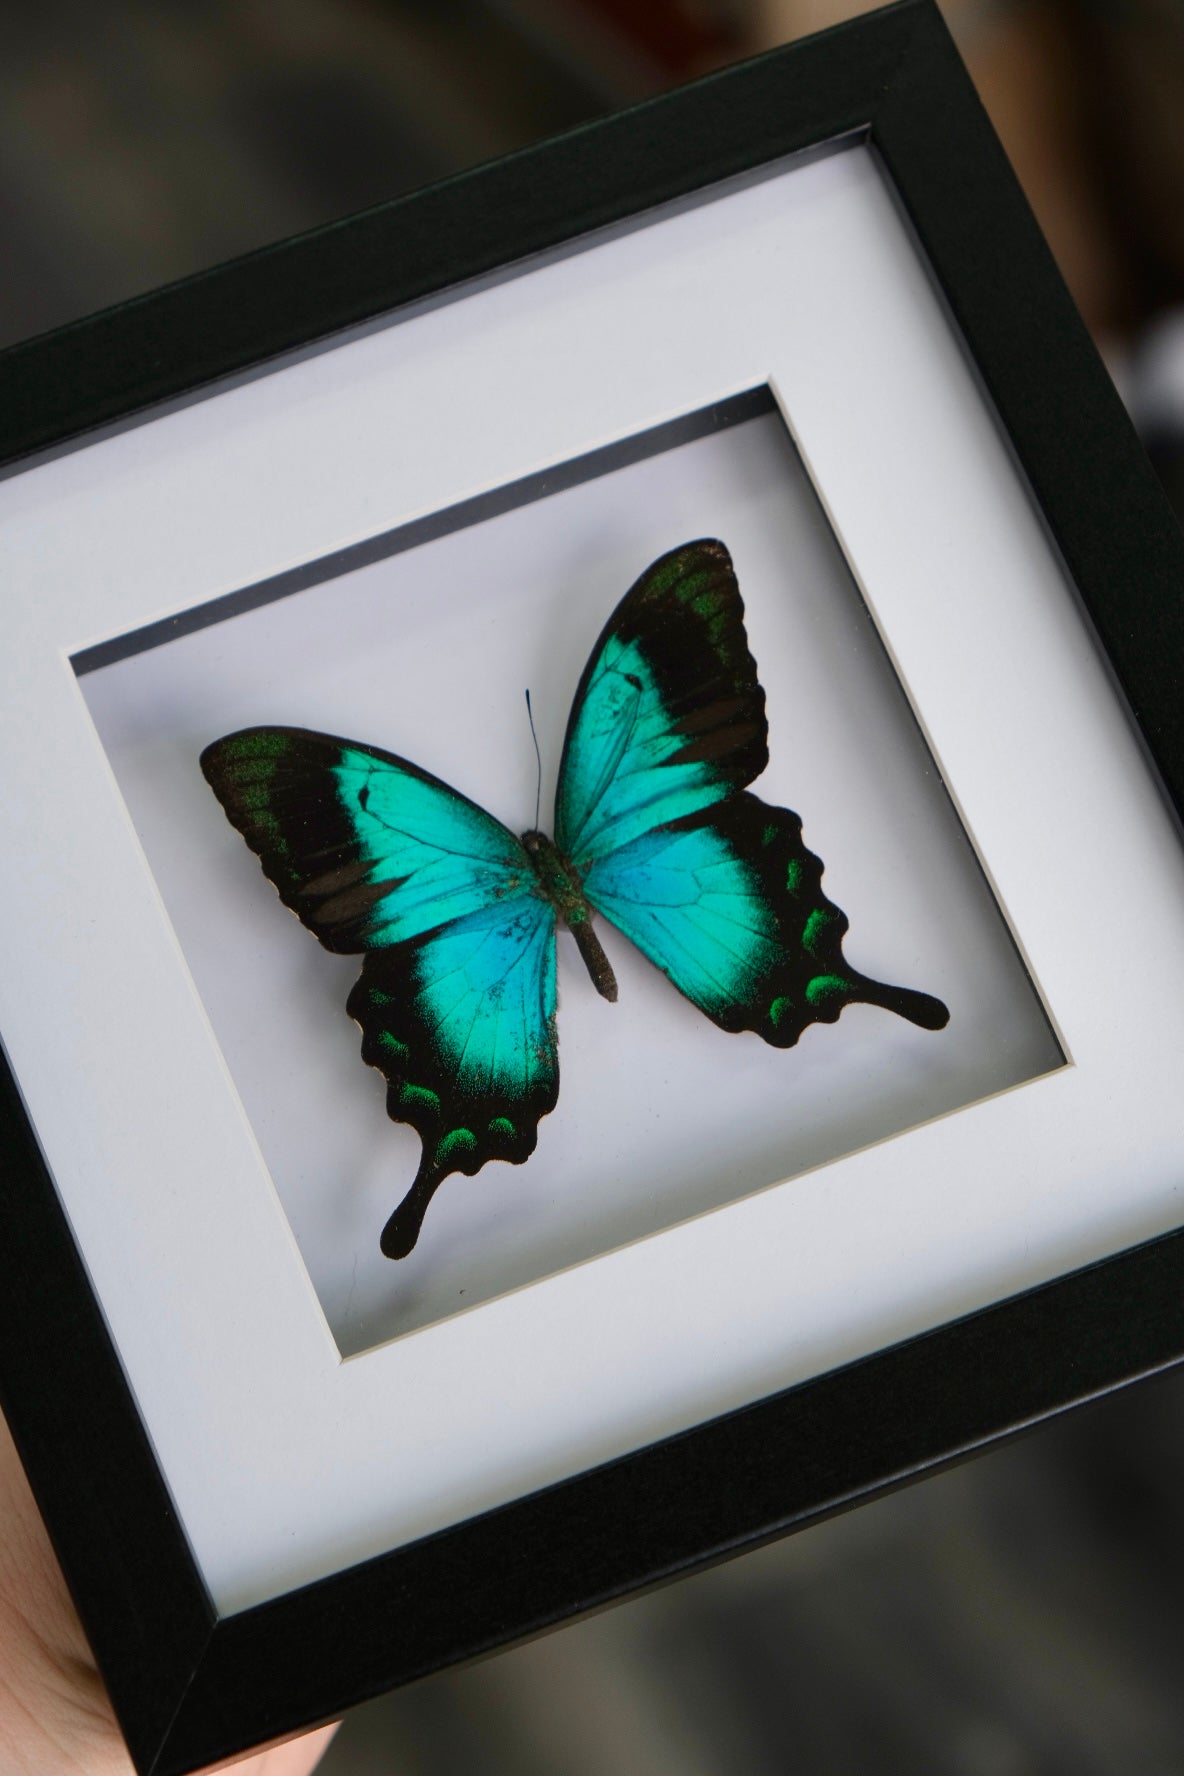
left=202, top=539, right=948, bottom=1259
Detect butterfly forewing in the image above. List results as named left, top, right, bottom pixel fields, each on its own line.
left=201, top=727, right=528, bottom=951
left=555, top=540, right=768, bottom=866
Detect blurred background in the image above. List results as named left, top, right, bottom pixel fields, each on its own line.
left=4, top=2, right=1184, bottom=1769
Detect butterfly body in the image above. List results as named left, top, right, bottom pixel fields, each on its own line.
left=202, top=539, right=948, bottom=1259
left=521, top=828, right=618, bottom=1002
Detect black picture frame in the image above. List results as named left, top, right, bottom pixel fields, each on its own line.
left=2, top=5, right=1183, bottom=1772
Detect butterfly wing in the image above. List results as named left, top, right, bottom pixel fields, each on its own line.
left=555, top=538, right=767, bottom=863
left=201, top=728, right=558, bottom=1255
left=582, top=793, right=947, bottom=1043
left=349, top=899, right=557, bottom=1256
left=556, top=541, right=949, bottom=1043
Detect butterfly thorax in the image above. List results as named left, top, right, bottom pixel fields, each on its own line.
left=522, top=829, right=618, bottom=1004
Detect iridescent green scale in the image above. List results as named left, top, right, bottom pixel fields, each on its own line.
left=202, top=539, right=948, bottom=1257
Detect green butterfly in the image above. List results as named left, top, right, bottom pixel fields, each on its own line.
left=202, top=540, right=948, bottom=1258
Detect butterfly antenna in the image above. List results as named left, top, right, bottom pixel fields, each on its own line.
left=525, top=688, right=542, bottom=830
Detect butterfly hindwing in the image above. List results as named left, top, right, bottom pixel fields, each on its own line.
left=201, top=728, right=559, bottom=1253
left=585, top=792, right=947, bottom=1044
left=559, top=541, right=949, bottom=1042
left=348, top=897, right=558, bottom=1256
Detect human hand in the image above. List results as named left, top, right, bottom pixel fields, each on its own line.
left=0, top=1408, right=337, bottom=1775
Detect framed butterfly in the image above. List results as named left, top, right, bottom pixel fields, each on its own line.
left=202, top=539, right=949, bottom=1259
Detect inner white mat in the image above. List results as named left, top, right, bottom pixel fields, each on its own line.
left=81, top=407, right=1061, bottom=1354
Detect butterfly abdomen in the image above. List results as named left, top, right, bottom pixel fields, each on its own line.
left=522, top=829, right=618, bottom=1003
